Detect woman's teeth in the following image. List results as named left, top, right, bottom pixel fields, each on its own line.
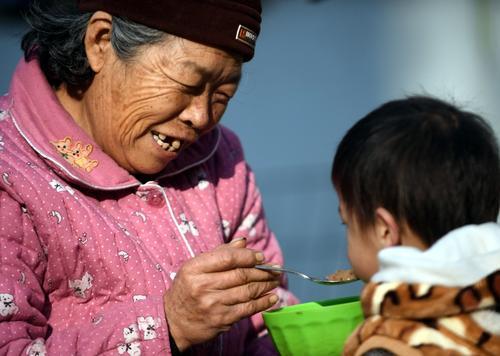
left=152, top=132, right=182, bottom=152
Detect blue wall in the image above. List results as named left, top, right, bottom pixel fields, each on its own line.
left=0, top=11, right=26, bottom=91
left=223, top=0, right=500, bottom=301
left=1, top=0, right=499, bottom=302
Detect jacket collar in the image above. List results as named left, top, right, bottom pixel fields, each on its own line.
left=372, top=223, right=500, bottom=287
left=9, top=59, right=220, bottom=191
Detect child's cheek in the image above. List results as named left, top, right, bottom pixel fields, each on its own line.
left=346, top=242, right=360, bottom=275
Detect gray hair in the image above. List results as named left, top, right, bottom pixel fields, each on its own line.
left=22, top=1, right=168, bottom=88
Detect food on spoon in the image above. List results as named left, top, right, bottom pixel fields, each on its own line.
left=327, top=269, right=357, bottom=282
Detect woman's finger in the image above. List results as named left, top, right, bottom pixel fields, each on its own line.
left=190, top=246, right=265, bottom=273
left=230, top=293, right=280, bottom=321
left=205, top=267, right=280, bottom=290
left=227, top=237, right=247, bottom=248
left=217, top=280, right=281, bottom=305
left=193, top=291, right=280, bottom=328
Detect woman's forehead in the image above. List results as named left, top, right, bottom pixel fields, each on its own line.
left=180, top=59, right=242, bottom=84
left=158, top=38, right=243, bottom=82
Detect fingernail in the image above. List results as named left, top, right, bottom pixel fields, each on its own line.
left=269, top=294, right=279, bottom=304
left=270, top=265, right=282, bottom=275
left=255, top=252, right=264, bottom=262
left=230, top=237, right=246, bottom=245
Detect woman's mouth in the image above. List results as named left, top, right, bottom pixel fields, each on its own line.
left=151, top=131, right=183, bottom=153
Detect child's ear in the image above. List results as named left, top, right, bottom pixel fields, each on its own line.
left=374, top=207, right=401, bottom=248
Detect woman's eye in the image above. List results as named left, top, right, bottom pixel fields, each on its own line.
left=181, top=83, right=204, bottom=95
left=169, top=75, right=203, bottom=94
left=212, top=93, right=232, bottom=105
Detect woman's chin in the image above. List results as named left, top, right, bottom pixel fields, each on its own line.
left=126, top=140, right=180, bottom=175
left=131, top=160, right=172, bottom=176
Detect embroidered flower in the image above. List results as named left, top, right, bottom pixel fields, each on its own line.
left=123, top=324, right=140, bottom=343
left=0, top=293, right=19, bottom=317
left=0, top=109, right=7, bottom=121
left=118, top=324, right=141, bottom=356
left=222, top=219, right=231, bottom=238
left=68, top=271, right=93, bottom=298
left=138, top=316, right=161, bottom=340
left=179, top=213, right=199, bottom=236
left=117, top=341, right=141, bottom=356
left=49, top=179, right=66, bottom=192
left=26, top=338, right=47, bottom=356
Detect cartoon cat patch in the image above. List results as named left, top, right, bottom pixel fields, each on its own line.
left=51, top=137, right=98, bottom=172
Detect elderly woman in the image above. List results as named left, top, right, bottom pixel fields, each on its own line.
left=0, top=0, right=297, bottom=354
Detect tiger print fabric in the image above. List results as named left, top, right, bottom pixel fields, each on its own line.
left=344, top=270, right=500, bottom=356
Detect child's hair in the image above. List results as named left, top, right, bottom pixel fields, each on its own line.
left=331, top=96, right=500, bottom=247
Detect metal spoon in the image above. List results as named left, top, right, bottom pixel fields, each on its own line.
left=255, top=264, right=359, bottom=285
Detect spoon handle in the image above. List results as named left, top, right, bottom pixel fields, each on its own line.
left=255, top=264, right=313, bottom=281
left=255, top=264, right=287, bottom=273
left=255, top=264, right=359, bottom=285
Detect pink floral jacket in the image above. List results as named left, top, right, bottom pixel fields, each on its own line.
left=0, top=59, right=296, bottom=355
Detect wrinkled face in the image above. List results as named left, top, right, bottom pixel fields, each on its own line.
left=85, top=37, right=242, bottom=174
left=338, top=197, right=380, bottom=282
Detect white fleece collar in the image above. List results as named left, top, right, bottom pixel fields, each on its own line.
left=371, top=222, right=500, bottom=287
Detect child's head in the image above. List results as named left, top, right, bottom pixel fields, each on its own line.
left=331, top=96, right=500, bottom=281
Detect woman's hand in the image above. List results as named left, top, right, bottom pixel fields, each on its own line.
left=163, top=238, right=281, bottom=352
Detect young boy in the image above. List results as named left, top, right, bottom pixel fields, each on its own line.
left=331, top=96, right=500, bottom=356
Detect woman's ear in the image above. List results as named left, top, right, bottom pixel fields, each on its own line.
left=84, top=11, right=114, bottom=73
left=374, top=207, right=401, bottom=248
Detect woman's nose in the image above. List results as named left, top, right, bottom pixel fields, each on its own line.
left=179, top=95, right=212, bottom=131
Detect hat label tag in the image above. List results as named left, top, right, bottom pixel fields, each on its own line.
left=236, top=25, right=257, bottom=49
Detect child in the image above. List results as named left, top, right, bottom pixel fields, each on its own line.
left=331, top=96, right=500, bottom=356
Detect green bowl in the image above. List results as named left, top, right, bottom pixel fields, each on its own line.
left=263, top=296, right=364, bottom=356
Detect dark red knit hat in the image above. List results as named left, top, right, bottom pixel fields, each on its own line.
left=78, top=0, right=261, bottom=61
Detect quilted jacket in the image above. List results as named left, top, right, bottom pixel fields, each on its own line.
left=344, top=223, right=500, bottom=356
left=0, top=59, right=297, bottom=355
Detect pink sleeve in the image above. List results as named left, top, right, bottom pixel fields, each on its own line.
left=233, top=165, right=300, bottom=355
left=0, top=190, right=174, bottom=355
left=207, top=126, right=300, bottom=354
